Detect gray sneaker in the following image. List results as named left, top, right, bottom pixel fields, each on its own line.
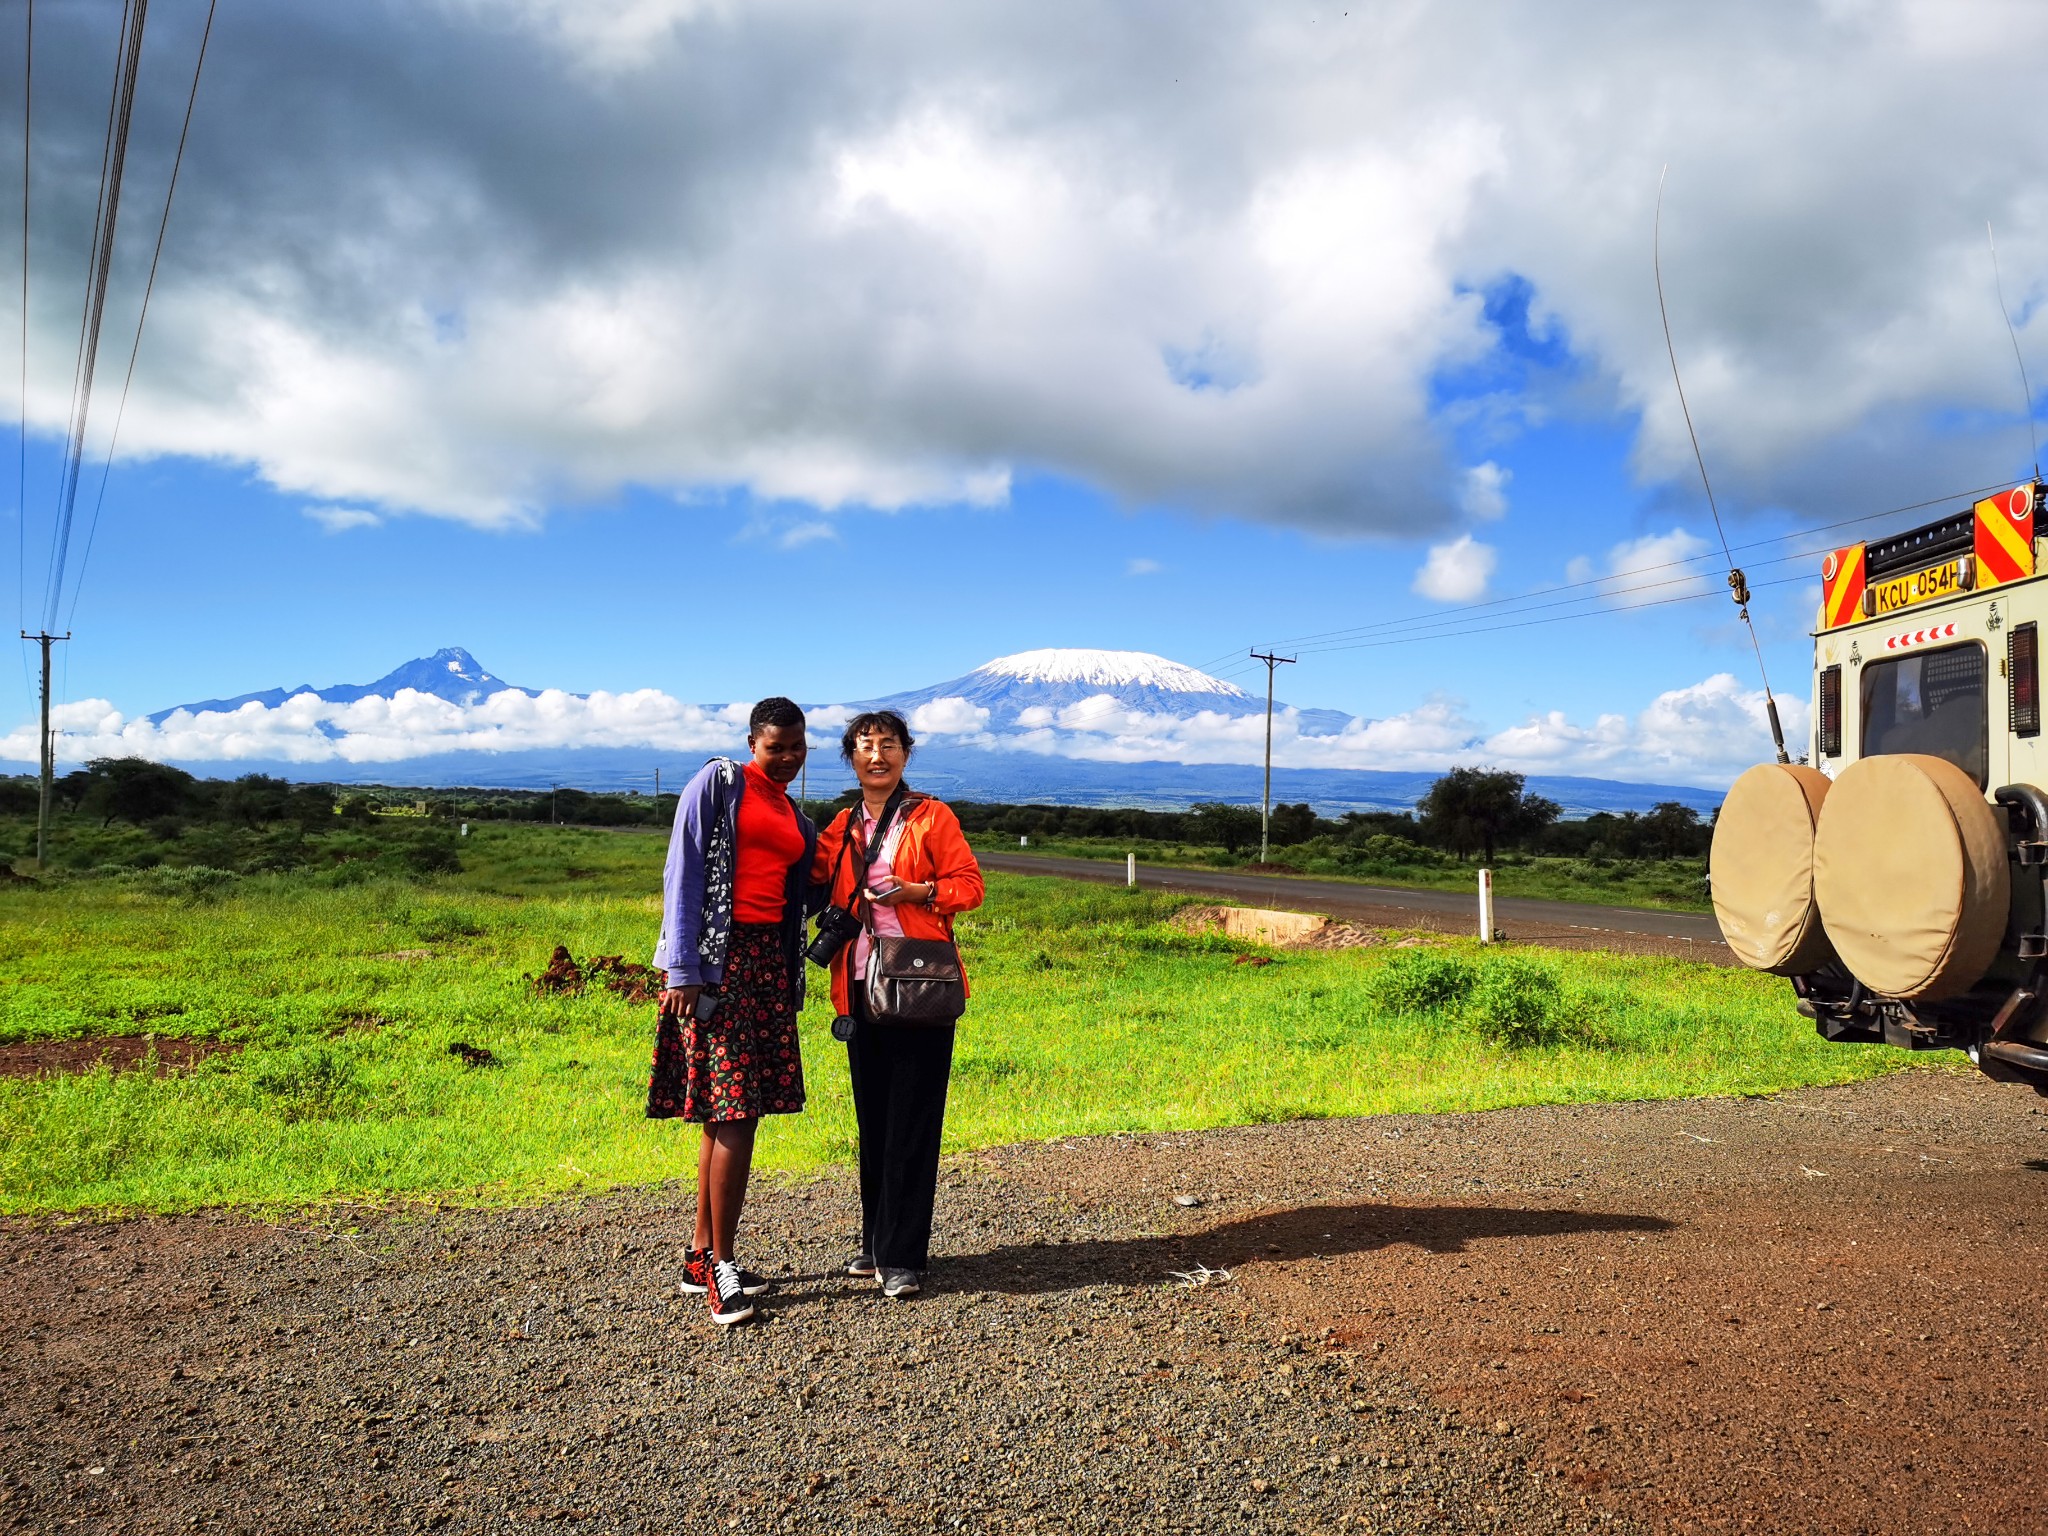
left=846, top=1251, right=878, bottom=1278
left=879, top=1267, right=921, bottom=1299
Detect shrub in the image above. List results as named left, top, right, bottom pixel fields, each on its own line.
left=1368, top=950, right=1477, bottom=1014
left=1465, top=958, right=1567, bottom=1049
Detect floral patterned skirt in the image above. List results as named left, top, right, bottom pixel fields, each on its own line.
left=647, top=922, right=805, bottom=1123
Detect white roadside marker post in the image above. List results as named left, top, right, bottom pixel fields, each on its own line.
left=1478, top=868, right=1495, bottom=943
left=1127, top=852, right=1137, bottom=887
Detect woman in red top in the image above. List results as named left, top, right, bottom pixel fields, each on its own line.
left=651, top=697, right=816, bottom=1325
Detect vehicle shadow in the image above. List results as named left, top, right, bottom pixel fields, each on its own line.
left=935, top=1200, right=1675, bottom=1297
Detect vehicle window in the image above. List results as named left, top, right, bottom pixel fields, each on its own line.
left=1859, top=641, right=1987, bottom=786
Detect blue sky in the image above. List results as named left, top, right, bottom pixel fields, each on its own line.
left=6, top=1, right=2047, bottom=786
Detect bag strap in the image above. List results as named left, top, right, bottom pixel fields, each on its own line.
left=846, top=786, right=917, bottom=931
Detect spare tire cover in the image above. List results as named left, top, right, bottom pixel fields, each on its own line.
left=1711, top=763, right=1836, bottom=974
left=1813, top=754, right=2010, bottom=1001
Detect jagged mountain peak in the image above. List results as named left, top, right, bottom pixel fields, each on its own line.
left=151, top=646, right=525, bottom=722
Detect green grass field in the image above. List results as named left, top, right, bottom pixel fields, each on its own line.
left=0, top=823, right=1903, bottom=1217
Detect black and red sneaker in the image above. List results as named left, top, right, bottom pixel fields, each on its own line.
left=707, top=1259, right=756, bottom=1326
left=678, top=1247, right=712, bottom=1296
left=680, top=1249, right=771, bottom=1297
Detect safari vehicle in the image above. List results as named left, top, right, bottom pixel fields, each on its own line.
left=1711, top=481, right=2048, bottom=1092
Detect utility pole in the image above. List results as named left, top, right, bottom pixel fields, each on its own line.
left=1249, top=649, right=1295, bottom=864
left=21, top=632, right=69, bottom=871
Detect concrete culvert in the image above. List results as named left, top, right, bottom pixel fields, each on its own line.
left=1711, top=763, right=1836, bottom=975
left=1812, top=754, right=2010, bottom=1001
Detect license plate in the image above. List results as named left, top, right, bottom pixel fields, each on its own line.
left=1869, top=557, right=1967, bottom=615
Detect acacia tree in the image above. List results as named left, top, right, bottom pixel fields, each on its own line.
left=1418, top=767, right=1560, bottom=863
left=1189, top=801, right=1261, bottom=856
left=81, top=757, right=198, bottom=827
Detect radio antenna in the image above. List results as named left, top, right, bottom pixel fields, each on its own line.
left=1987, top=220, right=2040, bottom=480
left=1654, top=166, right=1790, bottom=764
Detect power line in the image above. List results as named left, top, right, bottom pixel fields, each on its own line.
left=1246, top=481, right=2010, bottom=656
left=68, top=0, right=217, bottom=630
left=42, top=0, right=149, bottom=633
left=14, top=0, right=30, bottom=703
left=1293, top=570, right=1812, bottom=655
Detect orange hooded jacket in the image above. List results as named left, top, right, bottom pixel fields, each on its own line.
left=811, top=793, right=985, bottom=1016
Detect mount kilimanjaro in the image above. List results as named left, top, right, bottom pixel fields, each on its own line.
left=136, top=646, right=1720, bottom=815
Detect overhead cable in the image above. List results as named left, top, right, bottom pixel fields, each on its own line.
left=68, top=0, right=217, bottom=630
left=41, top=0, right=148, bottom=633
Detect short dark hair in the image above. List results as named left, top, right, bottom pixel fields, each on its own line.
left=840, top=709, right=915, bottom=761
left=749, top=696, right=806, bottom=735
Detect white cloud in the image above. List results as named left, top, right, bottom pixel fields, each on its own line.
left=303, top=506, right=382, bottom=533
left=0, top=688, right=748, bottom=767
left=3, top=669, right=1796, bottom=788
left=1459, top=462, right=1510, bottom=520
left=1126, top=557, right=1161, bottom=576
left=778, top=520, right=839, bottom=549
left=907, top=696, right=991, bottom=735
left=15, top=4, right=2042, bottom=538
left=1565, top=527, right=1716, bottom=603
left=1413, top=534, right=1498, bottom=603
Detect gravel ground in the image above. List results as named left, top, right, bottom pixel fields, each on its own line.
left=0, top=1169, right=1589, bottom=1534
left=5, top=1067, right=2044, bottom=1535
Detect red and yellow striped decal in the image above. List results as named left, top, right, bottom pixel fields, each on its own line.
left=1820, top=542, right=1866, bottom=630
left=1973, top=483, right=2037, bottom=589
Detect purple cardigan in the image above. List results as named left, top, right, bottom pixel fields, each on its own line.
left=652, top=758, right=817, bottom=997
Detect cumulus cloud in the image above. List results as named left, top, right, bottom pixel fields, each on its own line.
left=907, top=696, right=991, bottom=735
left=5, top=668, right=1796, bottom=787
left=0, top=688, right=747, bottom=766
left=1459, top=462, right=1510, bottom=520
left=11, top=1, right=2043, bottom=544
left=1566, top=527, right=1716, bottom=602
left=1413, top=534, right=1498, bottom=602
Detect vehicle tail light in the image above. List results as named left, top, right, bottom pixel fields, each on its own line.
left=1819, top=665, right=1842, bottom=758
left=2012, top=623, right=2040, bottom=738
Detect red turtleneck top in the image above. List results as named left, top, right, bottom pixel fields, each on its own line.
left=732, top=761, right=804, bottom=924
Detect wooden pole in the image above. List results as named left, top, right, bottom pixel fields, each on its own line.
left=1249, top=650, right=1295, bottom=864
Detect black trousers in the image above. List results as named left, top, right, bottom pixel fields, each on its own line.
left=845, top=990, right=955, bottom=1271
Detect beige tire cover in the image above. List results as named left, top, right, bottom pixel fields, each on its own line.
left=1711, top=763, right=1836, bottom=974
left=1813, top=754, right=2010, bottom=1001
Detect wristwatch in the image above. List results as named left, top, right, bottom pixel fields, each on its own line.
left=923, top=882, right=939, bottom=906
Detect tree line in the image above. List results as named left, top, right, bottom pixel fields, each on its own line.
left=949, top=767, right=1711, bottom=863
left=6, top=759, right=1714, bottom=864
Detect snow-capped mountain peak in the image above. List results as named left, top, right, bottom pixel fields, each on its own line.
left=150, top=646, right=526, bottom=721
left=972, top=648, right=1250, bottom=698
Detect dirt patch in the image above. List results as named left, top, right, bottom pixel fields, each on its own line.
left=0, top=1034, right=240, bottom=1079
left=1294, top=919, right=1384, bottom=950
left=526, top=945, right=663, bottom=1004
left=998, top=1069, right=2048, bottom=1536
left=1173, top=902, right=1388, bottom=951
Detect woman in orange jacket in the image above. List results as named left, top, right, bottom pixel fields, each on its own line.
left=811, top=709, right=984, bottom=1298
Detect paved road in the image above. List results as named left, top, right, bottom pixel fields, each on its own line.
left=979, top=849, right=1733, bottom=961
